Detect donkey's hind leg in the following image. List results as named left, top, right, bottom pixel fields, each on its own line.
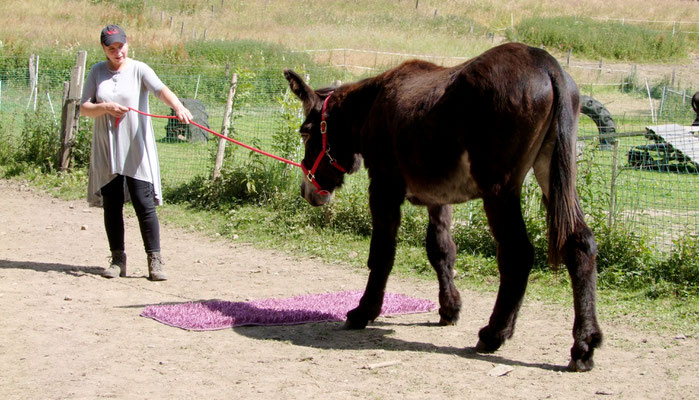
left=476, top=192, right=534, bottom=352
left=564, top=222, right=603, bottom=372
left=426, top=205, right=461, bottom=325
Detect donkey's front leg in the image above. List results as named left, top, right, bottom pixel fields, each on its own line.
left=345, top=179, right=405, bottom=329
left=476, top=193, right=534, bottom=352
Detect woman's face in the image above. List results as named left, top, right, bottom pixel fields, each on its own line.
left=102, top=41, right=129, bottom=69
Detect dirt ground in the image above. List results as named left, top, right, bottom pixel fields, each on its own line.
left=1, top=178, right=697, bottom=400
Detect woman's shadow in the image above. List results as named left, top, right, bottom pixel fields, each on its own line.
left=0, top=259, right=104, bottom=277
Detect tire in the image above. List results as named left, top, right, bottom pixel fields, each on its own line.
left=580, top=95, right=617, bottom=147
left=691, top=91, right=699, bottom=126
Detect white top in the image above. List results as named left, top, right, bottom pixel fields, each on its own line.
left=81, top=60, right=166, bottom=207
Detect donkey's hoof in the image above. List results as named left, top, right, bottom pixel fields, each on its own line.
left=569, top=330, right=602, bottom=372
left=438, top=308, right=460, bottom=326
left=568, top=358, right=595, bottom=372
left=476, top=327, right=504, bottom=353
left=342, top=319, right=368, bottom=330
left=475, top=339, right=500, bottom=353
left=343, top=312, right=369, bottom=330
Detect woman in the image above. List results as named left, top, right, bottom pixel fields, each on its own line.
left=80, top=25, right=192, bottom=281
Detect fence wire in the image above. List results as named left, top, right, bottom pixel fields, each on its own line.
left=0, top=58, right=697, bottom=252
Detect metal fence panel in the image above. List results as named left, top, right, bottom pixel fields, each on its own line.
left=1, top=57, right=697, bottom=251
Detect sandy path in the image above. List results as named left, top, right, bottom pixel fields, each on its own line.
left=0, top=179, right=697, bottom=399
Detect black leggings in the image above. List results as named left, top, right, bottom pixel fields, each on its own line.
left=101, top=175, right=160, bottom=253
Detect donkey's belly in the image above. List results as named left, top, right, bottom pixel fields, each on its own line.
left=404, top=152, right=480, bottom=206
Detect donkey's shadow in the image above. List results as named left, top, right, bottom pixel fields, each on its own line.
left=233, top=319, right=567, bottom=372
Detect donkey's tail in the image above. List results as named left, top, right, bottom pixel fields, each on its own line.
left=546, top=67, right=585, bottom=267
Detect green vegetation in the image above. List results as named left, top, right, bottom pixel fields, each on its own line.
left=511, top=16, right=689, bottom=62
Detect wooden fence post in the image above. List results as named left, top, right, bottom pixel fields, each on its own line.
left=57, top=50, right=87, bottom=171
left=27, top=54, right=38, bottom=110
left=212, top=73, right=238, bottom=181
left=671, top=69, right=675, bottom=88
left=28, top=54, right=35, bottom=87
left=33, top=55, right=39, bottom=111
left=659, top=86, right=667, bottom=117
left=608, top=140, right=619, bottom=228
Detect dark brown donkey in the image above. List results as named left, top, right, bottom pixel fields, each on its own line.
left=284, top=42, right=602, bottom=371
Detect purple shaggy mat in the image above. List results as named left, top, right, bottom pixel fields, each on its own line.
left=141, top=290, right=436, bottom=331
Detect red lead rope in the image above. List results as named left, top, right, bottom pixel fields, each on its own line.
left=117, top=107, right=302, bottom=168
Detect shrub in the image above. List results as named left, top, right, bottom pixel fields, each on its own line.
left=18, top=108, right=60, bottom=172
left=647, top=235, right=699, bottom=297
left=164, top=150, right=287, bottom=210
left=0, top=113, right=20, bottom=165
left=71, top=118, right=94, bottom=169
left=452, top=204, right=497, bottom=259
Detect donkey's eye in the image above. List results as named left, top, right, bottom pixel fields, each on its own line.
left=299, top=121, right=313, bottom=143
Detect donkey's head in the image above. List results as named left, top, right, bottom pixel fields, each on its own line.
left=284, top=69, right=361, bottom=206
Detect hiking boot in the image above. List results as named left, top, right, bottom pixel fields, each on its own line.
left=147, top=252, right=167, bottom=281
left=103, top=250, right=127, bottom=278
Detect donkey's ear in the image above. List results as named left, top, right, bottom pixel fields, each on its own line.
left=283, top=68, right=320, bottom=116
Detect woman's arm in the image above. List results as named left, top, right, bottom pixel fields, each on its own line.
left=79, top=101, right=129, bottom=119
left=158, top=87, right=193, bottom=124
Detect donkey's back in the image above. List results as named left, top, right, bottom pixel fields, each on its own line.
left=370, top=44, right=578, bottom=212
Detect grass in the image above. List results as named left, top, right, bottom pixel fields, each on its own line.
left=1, top=0, right=697, bottom=62
left=512, top=16, right=689, bottom=62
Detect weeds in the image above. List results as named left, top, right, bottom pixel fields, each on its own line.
left=17, top=108, right=60, bottom=172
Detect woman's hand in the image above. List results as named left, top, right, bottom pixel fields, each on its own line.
left=103, top=102, right=129, bottom=118
left=80, top=101, right=128, bottom=119
left=173, top=105, right=193, bottom=124
left=158, top=87, right=193, bottom=124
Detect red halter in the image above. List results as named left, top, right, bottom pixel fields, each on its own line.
left=300, top=92, right=347, bottom=195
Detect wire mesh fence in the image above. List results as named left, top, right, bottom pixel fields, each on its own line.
left=577, top=117, right=698, bottom=250
left=0, top=56, right=697, bottom=252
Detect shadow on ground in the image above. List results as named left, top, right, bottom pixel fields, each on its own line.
left=0, top=259, right=104, bottom=277
left=232, top=318, right=567, bottom=372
